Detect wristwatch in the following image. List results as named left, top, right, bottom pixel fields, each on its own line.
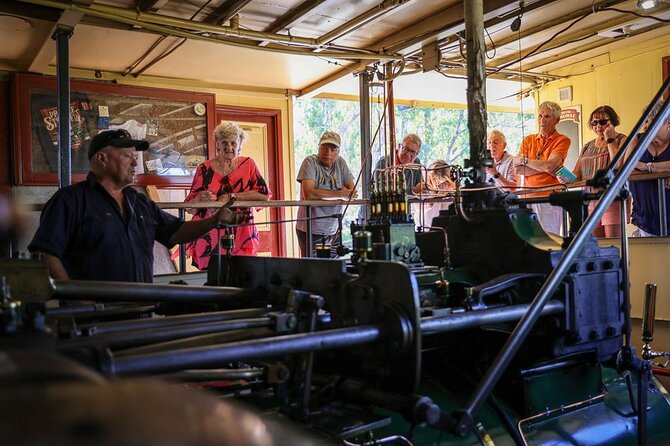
left=646, top=162, right=653, bottom=173
left=606, top=137, right=616, bottom=144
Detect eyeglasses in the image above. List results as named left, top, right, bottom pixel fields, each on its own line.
left=590, top=119, right=610, bottom=127
left=399, top=144, right=419, bottom=157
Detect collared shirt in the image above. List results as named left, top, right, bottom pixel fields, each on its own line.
left=29, top=173, right=183, bottom=282
left=518, top=130, right=571, bottom=194
left=374, top=155, right=422, bottom=191
left=487, top=151, right=517, bottom=186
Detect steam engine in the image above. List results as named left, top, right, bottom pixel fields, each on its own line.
left=1, top=183, right=669, bottom=446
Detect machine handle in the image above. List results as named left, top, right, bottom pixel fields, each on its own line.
left=642, top=283, right=657, bottom=344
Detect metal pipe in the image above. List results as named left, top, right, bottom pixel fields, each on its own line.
left=459, top=82, right=670, bottom=431
left=53, top=25, right=73, bottom=189
left=657, top=178, right=668, bottom=236
left=54, top=280, right=252, bottom=303
left=620, top=198, right=633, bottom=348
left=18, top=0, right=401, bottom=61
left=115, top=328, right=277, bottom=357
left=46, top=303, right=156, bottom=317
left=160, top=367, right=264, bottom=382
left=306, top=206, right=313, bottom=257
left=80, top=308, right=269, bottom=336
left=315, top=0, right=409, bottom=46
left=107, top=325, right=382, bottom=375
left=178, top=208, right=187, bottom=273
left=106, top=298, right=567, bottom=376
left=58, top=317, right=273, bottom=351
left=420, top=301, right=564, bottom=335
left=360, top=70, right=373, bottom=205
left=464, top=0, right=488, bottom=184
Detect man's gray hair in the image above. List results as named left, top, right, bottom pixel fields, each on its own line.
left=487, top=129, right=507, bottom=143
left=538, top=101, right=561, bottom=120
left=403, top=133, right=422, bottom=148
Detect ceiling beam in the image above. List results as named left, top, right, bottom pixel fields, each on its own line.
left=315, top=0, right=413, bottom=47
left=520, top=21, right=670, bottom=73
left=403, top=0, right=555, bottom=62
left=264, top=0, right=327, bottom=33
left=489, top=3, right=670, bottom=70
left=299, top=0, right=524, bottom=96
left=27, top=0, right=95, bottom=73
left=202, top=0, right=253, bottom=25
left=483, top=0, right=630, bottom=54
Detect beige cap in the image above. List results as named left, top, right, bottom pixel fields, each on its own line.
left=319, top=131, right=341, bottom=148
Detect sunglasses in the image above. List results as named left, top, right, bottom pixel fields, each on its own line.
left=590, top=119, right=610, bottom=127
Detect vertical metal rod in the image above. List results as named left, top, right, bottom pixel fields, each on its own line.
left=178, top=208, right=187, bottom=273
left=300, top=296, right=323, bottom=414
left=464, top=0, right=488, bottom=184
left=306, top=206, right=313, bottom=257
left=638, top=362, right=649, bottom=446
left=53, top=26, right=74, bottom=189
left=360, top=70, right=373, bottom=222
left=386, top=63, right=396, bottom=154
left=619, top=198, right=633, bottom=348
left=657, top=178, right=667, bottom=236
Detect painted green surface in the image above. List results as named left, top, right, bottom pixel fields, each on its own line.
left=363, top=367, right=670, bottom=445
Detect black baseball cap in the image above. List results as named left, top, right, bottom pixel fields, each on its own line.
left=87, top=129, right=149, bottom=159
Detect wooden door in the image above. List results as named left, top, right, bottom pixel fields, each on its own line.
left=216, top=106, right=284, bottom=256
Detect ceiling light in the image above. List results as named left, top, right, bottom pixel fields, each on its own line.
left=637, top=0, right=659, bottom=10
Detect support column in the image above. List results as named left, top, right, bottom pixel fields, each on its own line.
left=464, top=0, right=489, bottom=184
left=359, top=70, right=373, bottom=209
left=53, top=25, right=74, bottom=189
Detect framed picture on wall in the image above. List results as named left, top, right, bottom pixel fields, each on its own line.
left=557, top=105, right=583, bottom=171
left=12, top=73, right=216, bottom=187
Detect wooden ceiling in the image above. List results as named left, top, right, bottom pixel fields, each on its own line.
left=0, top=0, right=669, bottom=97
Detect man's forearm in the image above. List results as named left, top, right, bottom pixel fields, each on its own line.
left=169, top=216, right=217, bottom=245
left=44, top=253, right=70, bottom=280
left=304, top=188, right=350, bottom=199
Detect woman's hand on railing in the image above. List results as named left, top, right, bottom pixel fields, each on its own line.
left=194, top=191, right=216, bottom=202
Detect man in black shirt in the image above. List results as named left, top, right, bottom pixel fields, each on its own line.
left=29, top=129, right=245, bottom=282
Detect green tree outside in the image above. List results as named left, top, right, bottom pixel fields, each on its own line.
left=294, top=97, right=536, bottom=195
left=293, top=97, right=535, bottom=245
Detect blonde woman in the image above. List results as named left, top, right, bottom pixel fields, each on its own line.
left=184, top=122, right=271, bottom=269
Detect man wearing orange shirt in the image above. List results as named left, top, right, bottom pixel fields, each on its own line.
left=511, top=101, right=571, bottom=235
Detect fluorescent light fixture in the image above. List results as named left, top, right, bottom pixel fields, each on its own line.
left=637, top=0, right=659, bottom=9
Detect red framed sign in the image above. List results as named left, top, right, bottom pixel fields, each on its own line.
left=12, top=73, right=216, bottom=187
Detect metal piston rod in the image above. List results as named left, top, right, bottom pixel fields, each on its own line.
left=102, top=300, right=565, bottom=376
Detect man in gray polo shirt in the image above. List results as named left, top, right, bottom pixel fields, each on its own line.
left=296, top=131, right=357, bottom=257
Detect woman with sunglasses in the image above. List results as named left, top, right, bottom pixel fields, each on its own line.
left=573, top=105, right=627, bottom=237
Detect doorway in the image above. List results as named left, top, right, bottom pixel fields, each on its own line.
left=216, top=106, right=285, bottom=256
